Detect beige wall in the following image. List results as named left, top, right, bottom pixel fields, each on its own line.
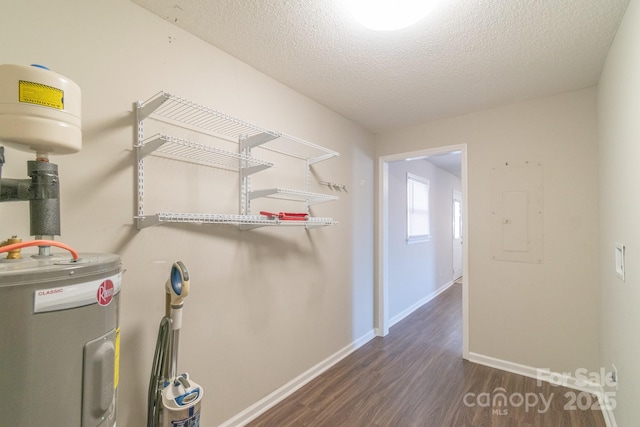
left=0, top=1, right=375, bottom=425
left=377, top=88, right=600, bottom=374
left=598, top=0, right=640, bottom=424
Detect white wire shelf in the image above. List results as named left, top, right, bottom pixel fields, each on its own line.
left=136, top=133, right=273, bottom=174
left=135, top=90, right=340, bottom=230
left=135, top=213, right=338, bottom=230
left=137, top=91, right=339, bottom=162
left=248, top=188, right=339, bottom=205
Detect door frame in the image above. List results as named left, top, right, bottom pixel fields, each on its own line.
left=376, top=143, right=469, bottom=360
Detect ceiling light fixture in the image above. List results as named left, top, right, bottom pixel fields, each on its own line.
left=345, top=0, right=432, bottom=31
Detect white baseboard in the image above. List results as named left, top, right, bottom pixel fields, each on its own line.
left=468, top=352, right=616, bottom=427
left=596, top=391, right=618, bottom=427
left=389, top=279, right=456, bottom=328
left=219, top=330, right=376, bottom=427
left=468, top=352, right=542, bottom=382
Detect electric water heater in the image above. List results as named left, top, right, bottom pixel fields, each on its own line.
left=0, top=64, right=121, bottom=426
left=0, top=253, right=121, bottom=426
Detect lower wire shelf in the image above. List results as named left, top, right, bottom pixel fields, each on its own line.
left=135, top=213, right=338, bottom=230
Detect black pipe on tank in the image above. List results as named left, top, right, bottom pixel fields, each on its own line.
left=0, top=151, right=61, bottom=238
left=27, top=160, right=60, bottom=237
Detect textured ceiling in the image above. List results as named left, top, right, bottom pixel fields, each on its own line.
left=130, top=0, right=629, bottom=133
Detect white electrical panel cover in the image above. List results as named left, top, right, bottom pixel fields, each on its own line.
left=490, top=161, right=544, bottom=264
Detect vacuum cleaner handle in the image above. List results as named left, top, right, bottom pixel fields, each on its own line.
left=165, top=261, right=190, bottom=333
left=166, top=261, right=190, bottom=307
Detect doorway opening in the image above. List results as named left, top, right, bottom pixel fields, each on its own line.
left=376, top=144, right=469, bottom=359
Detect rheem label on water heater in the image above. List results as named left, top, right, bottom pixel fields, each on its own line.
left=97, top=279, right=115, bottom=306
left=34, top=273, right=122, bottom=313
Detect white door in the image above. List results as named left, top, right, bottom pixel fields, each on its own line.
left=452, top=190, right=463, bottom=279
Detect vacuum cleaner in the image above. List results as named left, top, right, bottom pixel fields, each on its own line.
left=148, top=261, right=203, bottom=427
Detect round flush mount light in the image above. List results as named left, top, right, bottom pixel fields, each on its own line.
left=345, top=0, right=433, bottom=31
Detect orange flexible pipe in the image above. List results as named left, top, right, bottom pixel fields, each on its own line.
left=0, top=240, right=80, bottom=260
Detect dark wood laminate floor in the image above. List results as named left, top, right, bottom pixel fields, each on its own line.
left=246, top=283, right=606, bottom=427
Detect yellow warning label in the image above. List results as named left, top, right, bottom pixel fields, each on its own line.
left=114, top=327, right=120, bottom=389
left=18, top=80, right=64, bottom=110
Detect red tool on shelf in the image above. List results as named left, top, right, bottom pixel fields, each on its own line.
left=260, top=211, right=309, bottom=221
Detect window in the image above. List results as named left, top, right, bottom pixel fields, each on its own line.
left=407, top=173, right=430, bottom=242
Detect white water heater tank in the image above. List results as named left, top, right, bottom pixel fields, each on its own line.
left=0, top=64, right=81, bottom=155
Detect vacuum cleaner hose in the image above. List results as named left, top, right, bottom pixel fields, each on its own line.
left=147, top=316, right=171, bottom=427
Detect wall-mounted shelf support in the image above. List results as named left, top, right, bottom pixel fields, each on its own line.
left=137, top=94, right=169, bottom=121
left=308, top=152, right=338, bottom=165
left=240, top=132, right=279, bottom=150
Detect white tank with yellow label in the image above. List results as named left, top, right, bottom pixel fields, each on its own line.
left=0, top=64, right=81, bottom=155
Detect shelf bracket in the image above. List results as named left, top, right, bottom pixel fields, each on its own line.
left=137, top=92, right=169, bottom=121
left=308, top=152, right=339, bottom=165
left=238, top=223, right=269, bottom=230
left=136, top=215, right=162, bottom=229
left=137, top=134, right=168, bottom=159
left=240, top=132, right=279, bottom=150
left=240, top=163, right=271, bottom=178
left=248, top=189, right=278, bottom=200
left=308, top=197, right=338, bottom=206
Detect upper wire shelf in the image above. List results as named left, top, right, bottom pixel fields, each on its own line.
left=137, top=91, right=339, bottom=162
